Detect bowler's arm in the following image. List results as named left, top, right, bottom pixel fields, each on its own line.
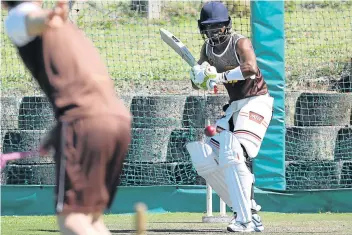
left=27, top=1, right=68, bottom=36
left=5, top=1, right=68, bottom=46
left=25, top=10, right=56, bottom=36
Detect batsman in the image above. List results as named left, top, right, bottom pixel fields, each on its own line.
left=186, top=2, right=274, bottom=233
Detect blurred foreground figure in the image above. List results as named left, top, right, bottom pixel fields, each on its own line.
left=3, top=1, right=132, bottom=234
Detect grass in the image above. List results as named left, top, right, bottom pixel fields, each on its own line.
left=2, top=212, right=352, bottom=235
left=1, top=1, right=351, bottom=94
left=285, top=4, right=352, bottom=89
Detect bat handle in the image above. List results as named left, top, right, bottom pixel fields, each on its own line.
left=209, top=81, right=218, bottom=94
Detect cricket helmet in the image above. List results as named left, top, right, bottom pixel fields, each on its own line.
left=198, top=1, right=232, bottom=46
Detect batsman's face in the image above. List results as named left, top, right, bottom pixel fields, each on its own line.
left=203, top=23, right=226, bottom=39
left=201, top=23, right=229, bottom=46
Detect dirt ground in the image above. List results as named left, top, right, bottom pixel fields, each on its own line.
left=2, top=212, right=352, bottom=235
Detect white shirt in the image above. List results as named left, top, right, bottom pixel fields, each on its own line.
left=4, top=2, right=41, bottom=47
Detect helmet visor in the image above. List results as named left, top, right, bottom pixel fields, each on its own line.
left=200, top=22, right=231, bottom=46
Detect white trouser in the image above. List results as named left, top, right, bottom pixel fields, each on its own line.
left=187, top=134, right=253, bottom=223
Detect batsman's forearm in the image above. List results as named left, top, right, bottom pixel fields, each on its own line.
left=220, top=66, right=255, bottom=82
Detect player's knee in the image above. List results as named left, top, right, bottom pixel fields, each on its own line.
left=186, top=141, right=218, bottom=175
left=218, top=130, right=245, bottom=167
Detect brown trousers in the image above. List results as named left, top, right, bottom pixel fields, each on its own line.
left=53, top=116, right=131, bottom=214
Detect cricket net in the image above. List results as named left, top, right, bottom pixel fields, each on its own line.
left=284, top=0, right=352, bottom=190
left=1, top=1, right=351, bottom=190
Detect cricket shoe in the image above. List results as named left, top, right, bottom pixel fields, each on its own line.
left=251, top=214, right=264, bottom=232
left=227, top=213, right=264, bottom=232
left=251, top=200, right=264, bottom=232
left=227, top=221, right=256, bottom=233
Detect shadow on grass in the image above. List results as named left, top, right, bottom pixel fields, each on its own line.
left=149, top=221, right=205, bottom=224
left=33, top=228, right=224, bottom=233
left=32, top=229, right=337, bottom=234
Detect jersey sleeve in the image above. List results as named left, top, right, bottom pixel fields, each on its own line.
left=4, top=2, right=41, bottom=47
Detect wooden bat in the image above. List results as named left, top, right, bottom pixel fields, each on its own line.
left=159, top=28, right=217, bottom=92
left=160, top=28, right=197, bottom=67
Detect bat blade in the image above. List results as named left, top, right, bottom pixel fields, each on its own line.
left=159, top=28, right=197, bottom=67
left=159, top=28, right=218, bottom=93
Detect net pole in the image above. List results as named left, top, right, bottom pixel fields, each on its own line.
left=219, top=198, right=226, bottom=216
left=206, top=183, right=213, bottom=217
left=205, top=118, right=213, bottom=217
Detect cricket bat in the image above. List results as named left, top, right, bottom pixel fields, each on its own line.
left=159, top=28, right=197, bottom=67
left=159, top=28, right=217, bottom=92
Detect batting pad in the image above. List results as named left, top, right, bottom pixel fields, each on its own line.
left=234, top=95, right=274, bottom=158
left=186, top=141, right=231, bottom=207
left=218, top=131, right=253, bottom=223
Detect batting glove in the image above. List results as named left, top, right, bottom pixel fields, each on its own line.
left=190, top=62, right=221, bottom=90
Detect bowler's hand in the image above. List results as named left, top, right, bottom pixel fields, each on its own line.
left=47, top=0, right=69, bottom=28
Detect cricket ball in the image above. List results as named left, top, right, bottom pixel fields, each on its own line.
left=204, top=125, right=217, bottom=137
